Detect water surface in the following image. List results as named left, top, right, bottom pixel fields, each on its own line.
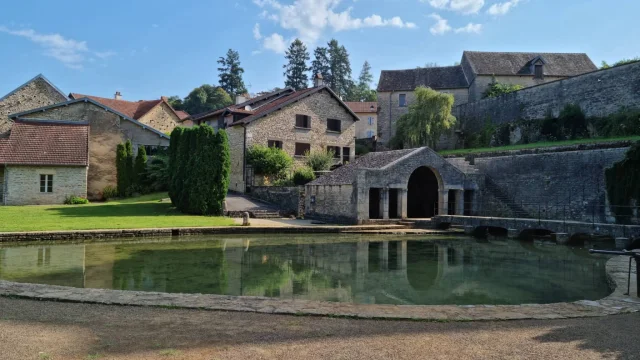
left=0, top=235, right=611, bottom=305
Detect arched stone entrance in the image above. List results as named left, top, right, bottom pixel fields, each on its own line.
left=407, top=166, right=440, bottom=218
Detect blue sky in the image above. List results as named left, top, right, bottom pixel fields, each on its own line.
left=0, top=0, right=638, bottom=102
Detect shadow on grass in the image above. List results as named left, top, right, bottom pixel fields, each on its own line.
left=46, top=202, right=182, bottom=218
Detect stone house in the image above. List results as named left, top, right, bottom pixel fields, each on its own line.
left=191, top=77, right=359, bottom=193
left=345, top=102, right=378, bottom=139
left=0, top=119, right=89, bottom=205
left=9, top=97, right=170, bottom=200
left=69, top=92, right=189, bottom=134
left=0, top=74, right=69, bottom=136
left=377, top=51, right=598, bottom=145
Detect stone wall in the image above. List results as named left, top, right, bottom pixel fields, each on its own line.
left=377, top=88, right=469, bottom=145
left=468, top=74, right=565, bottom=103
left=19, top=101, right=169, bottom=199
left=355, top=112, right=377, bottom=139
left=138, top=102, right=180, bottom=134
left=227, top=125, right=246, bottom=193
left=250, top=186, right=304, bottom=216
left=471, top=147, right=629, bottom=222
left=454, top=61, right=640, bottom=134
left=4, top=165, right=87, bottom=205
left=0, top=77, right=68, bottom=135
left=305, top=184, right=357, bottom=223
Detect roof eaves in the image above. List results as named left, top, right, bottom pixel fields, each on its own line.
left=0, top=74, right=68, bottom=102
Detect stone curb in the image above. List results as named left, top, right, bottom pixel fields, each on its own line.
left=0, top=254, right=638, bottom=321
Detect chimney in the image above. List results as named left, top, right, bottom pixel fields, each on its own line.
left=114, top=91, right=122, bottom=100
left=161, top=96, right=168, bottom=101
left=313, top=73, right=324, bottom=87
left=235, top=94, right=247, bottom=105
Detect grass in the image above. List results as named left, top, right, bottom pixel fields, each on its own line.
left=0, top=193, right=235, bottom=232
left=438, top=136, right=640, bottom=156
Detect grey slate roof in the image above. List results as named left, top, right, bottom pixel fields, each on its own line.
left=462, top=51, right=597, bottom=77
left=377, top=65, right=469, bottom=92
left=309, top=148, right=419, bottom=185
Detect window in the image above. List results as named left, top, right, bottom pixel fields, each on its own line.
left=327, top=146, right=341, bottom=158
left=327, top=118, right=341, bottom=132
left=534, top=64, right=544, bottom=79
left=342, top=147, right=351, bottom=163
left=399, top=94, right=407, bottom=107
left=295, top=114, right=311, bottom=128
left=368, top=116, right=374, bottom=125
left=40, top=174, right=53, bottom=193
left=268, top=140, right=283, bottom=149
left=366, top=130, right=375, bottom=138
left=295, top=143, right=311, bottom=156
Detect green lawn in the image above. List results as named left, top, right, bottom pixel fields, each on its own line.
left=438, top=136, right=640, bottom=156
left=0, top=193, right=235, bottom=232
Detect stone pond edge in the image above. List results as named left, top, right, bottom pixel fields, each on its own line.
left=0, top=254, right=638, bottom=321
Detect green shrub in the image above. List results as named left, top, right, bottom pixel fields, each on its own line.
left=272, top=177, right=295, bottom=186
left=64, top=195, right=89, bottom=205
left=145, top=156, right=169, bottom=192
left=594, top=109, right=640, bottom=137
left=168, top=127, right=184, bottom=204
left=247, top=145, right=293, bottom=178
left=305, top=149, right=335, bottom=171
left=355, top=143, right=370, bottom=156
left=559, top=103, right=588, bottom=139
left=292, top=166, right=316, bottom=185
left=102, top=186, right=118, bottom=200
left=483, top=77, right=523, bottom=98
left=133, top=145, right=148, bottom=189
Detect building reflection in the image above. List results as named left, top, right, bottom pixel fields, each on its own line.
left=0, top=237, right=610, bottom=305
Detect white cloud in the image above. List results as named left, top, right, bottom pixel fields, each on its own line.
left=424, top=0, right=485, bottom=14
left=0, top=26, right=114, bottom=69
left=252, top=0, right=416, bottom=49
left=454, top=22, right=482, bottom=33
left=429, top=13, right=451, bottom=35
left=263, top=33, right=288, bottom=53
left=253, top=23, right=262, bottom=39
left=487, top=0, right=521, bottom=15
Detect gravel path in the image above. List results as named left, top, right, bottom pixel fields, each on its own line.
left=0, top=297, right=638, bottom=360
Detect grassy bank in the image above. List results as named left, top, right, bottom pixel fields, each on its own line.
left=438, top=136, right=640, bottom=156
left=0, top=193, right=235, bottom=232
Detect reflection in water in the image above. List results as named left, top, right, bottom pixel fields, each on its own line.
left=0, top=236, right=611, bottom=305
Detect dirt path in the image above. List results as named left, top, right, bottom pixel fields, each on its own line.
left=0, top=297, right=638, bottom=360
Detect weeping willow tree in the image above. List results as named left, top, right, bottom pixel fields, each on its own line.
left=390, top=87, right=456, bottom=150
left=605, top=143, right=640, bottom=224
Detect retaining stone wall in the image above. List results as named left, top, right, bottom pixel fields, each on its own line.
left=250, top=186, right=305, bottom=216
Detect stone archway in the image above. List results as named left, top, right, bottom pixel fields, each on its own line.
left=407, top=166, right=440, bottom=218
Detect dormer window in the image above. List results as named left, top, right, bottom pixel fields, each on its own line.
left=534, top=64, right=544, bottom=79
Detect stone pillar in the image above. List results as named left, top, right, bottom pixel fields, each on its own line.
left=553, top=233, right=569, bottom=245
left=455, top=190, right=465, bottom=216
left=381, top=188, right=390, bottom=220
left=381, top=241, right=389, bottom=270
left=398, top=241, right=407, bottom=270
left=507, top=229, right=519, bottom=239
left=400, top=189, right=408, bottom=219
left=439, top=190, right=449, bottom=216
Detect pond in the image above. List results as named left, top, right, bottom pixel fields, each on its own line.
left=0, top=235, right=611, bottom=305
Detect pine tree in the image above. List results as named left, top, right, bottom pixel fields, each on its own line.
left=283, top=39, right=310, bottom=90
left=168, top=127, right=184, bottom=204
left=124, top=140, right=134, bottom=196
left=348, top=60, right=377, bottom=101
left=133, top=145, right=148, bottom=189
left=116, top=143, right=127, bottom=197
left=217, top=49, right=248, bottom=97
left=310, top=46, right=331, bottom=85
left=327, top=39, right=353, bottom=98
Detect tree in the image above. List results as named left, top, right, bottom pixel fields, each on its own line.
left=601, top=57, right=640, bottom=69
left=483, top=77, right=523, bottom=98
left=217, top=49, right=248, bottom=97
left=167, top=96, right=184, bottom=111
left=310, top=46, right=331, bottom=84
left=283, top=39, right=310, bottom=90
left=347, top=61, right=377, bottom=102
left=390, top=87, right=456, bottom=150
left=116, top=143, right=127, bottom=197
left=133, top=145, right=148, bottom=188
left=182, top=85, right=233, bottom=115
left=246, top=145, right=293, bottom=179
left=327, top=39, right=353, bottom=98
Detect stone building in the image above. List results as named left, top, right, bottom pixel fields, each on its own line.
left=377, top=51, right=597, bottom=145
left=306, top=147, right=481, bottom=224
left=190, top=77, right=359, bottom=193
left=69, top=92, right=188, bottom=134
left=0, top=74, right=68, bottom=136
left=0, top=119, right=89, bottom=205
left=9, top=97, right=170, bottom=200
left=345, top=102, right=378, bottom=139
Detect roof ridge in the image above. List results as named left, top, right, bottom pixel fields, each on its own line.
left=463, top=50, right=589, bottom=55
left=382, top=65, right=463, bottom=72
left=0, top=74, right=68, bottom=102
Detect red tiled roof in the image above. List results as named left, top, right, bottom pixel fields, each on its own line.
left=0, top=119, right=89, bottom=166
left=345, top=102, right=378, bottom=113
left=69, top=93, right=163, bottom=120
left=175, top=110, right=190, bottom=121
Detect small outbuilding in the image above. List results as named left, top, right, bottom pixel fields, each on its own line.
left=305, top=147, right=481, bottom=224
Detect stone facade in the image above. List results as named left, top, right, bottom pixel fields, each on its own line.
left=3, top=165, right=87, bottom=205
left=17, top=101, right=169, bottom=199
left=0, top=77, right=67, bottom=135
left=227, top=126, right=246, bottom=193
left=454, top=61, right=640, bottom=134
left=306, top=185, right=357, bottom=223
left=467, top=74, right=565, bottom=103
left=377, top=88, right=468, bottom=145
left=138, top=102, right=180, bottom=134
left=355, top=111, right=377, bottom=139
left=250, top=186, right=305, bottom=216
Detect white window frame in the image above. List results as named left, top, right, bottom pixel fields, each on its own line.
left=40, top=174, right=53, bottom=193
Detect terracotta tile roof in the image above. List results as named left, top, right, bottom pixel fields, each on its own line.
left=233, top=87, right=324, bottom=125
left=191, top=88, right=296, bottom=121
left=345, top=102, right=378, bottom=113
left=0, top=119, right=89, bottom=166
left=69, top=93, right=163, bottom=120
left=175, top=110, right=190, bottom=121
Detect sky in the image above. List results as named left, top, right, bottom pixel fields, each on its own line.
left=0, top=0, right=638, bottom=102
